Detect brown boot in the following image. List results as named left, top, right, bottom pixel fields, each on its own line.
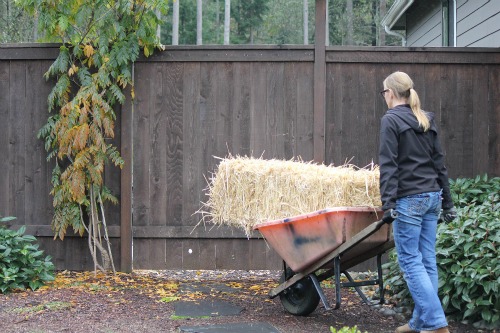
left=421, top=327, right=450, bottom=333
left=395, top=324, right=418, bottom=333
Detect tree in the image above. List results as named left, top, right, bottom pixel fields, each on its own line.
left=328, top=0, right=399, bottom=46
left=224, top=0, right=230, bottom=45
left=346, top=0, right=354, bottom=44
left=197, top=0, right=203, bottom=44
left=0, top=0, right=35, bottom=42
left=16, top=0, right=168, bottom=273
left=231, top=0, right=269, bottom=44
left=260, top=0, right=313, bottom=45
left=173, top=0, right=180, bottom=45
left=303, top=0, right=309, bottom=45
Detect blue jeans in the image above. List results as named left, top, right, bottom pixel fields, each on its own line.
left=393, top=191, right=448, bottom=331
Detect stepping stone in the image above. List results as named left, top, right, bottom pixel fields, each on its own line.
left=179, top=322, right=281, bottom=333
left=173, top=300, right=243, bottom=317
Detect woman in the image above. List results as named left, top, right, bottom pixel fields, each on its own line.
left=378, top=71, right=457, bottom=333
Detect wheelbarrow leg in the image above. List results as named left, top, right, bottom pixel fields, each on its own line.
left=308, top=274, right=331, bottom=310
left=282, top=261, right=291, bottom=279
left=334, top=256, right=341, bottom=309
left=342, top=270, right=370, bottom=304
left=377, top=253, right=386, bottom=305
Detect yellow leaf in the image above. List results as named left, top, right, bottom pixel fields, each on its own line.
left=84, top=44, right=94, bottom=58
left=68, top=64, right=79, bottom=77
left=228, top=282, right=243, bottom=288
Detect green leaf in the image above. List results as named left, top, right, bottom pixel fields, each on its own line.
left=0, top=216, right=16, bottom=223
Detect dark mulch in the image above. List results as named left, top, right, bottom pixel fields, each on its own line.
left=0, top=270, right=491, bottom=333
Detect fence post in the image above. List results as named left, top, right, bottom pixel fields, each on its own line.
left=120, top=67, right=134, bottom=273
left=314, top=0, right=327, bottom=163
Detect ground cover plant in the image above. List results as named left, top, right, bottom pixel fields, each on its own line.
left=383, top=175, right=500, bottom=330
left=330, top=325, right=367, bottom=333
left=0, top=216, right=55, bottom=293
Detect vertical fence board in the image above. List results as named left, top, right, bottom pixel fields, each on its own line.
left=9, top=61, right=27, bottom=224
left=165, top=62, right=185, bottom=227
left=490, top=67, right=500, bottom=176
left=182, top=239, right=217, bottom=269
left=214, top=63, right=233, bottom=157
left=456, top=66, right=474, bottom=177
left=283, top=62, right=298, bottom=158
left=104, top=103, right=122, bottom=228
left=133, top=63, right=153, bottom=226
left=24, top=61, right=51, bottom=227
left=0, top=61, right=10, bottom=214
left=231, top=63, right=252, bottom=156
left=133, top=239, right=166, bottom=269
left=150, top=63, right=168, bottom=227
left=182, top=62, right=202, bottom=226
left=471, top=66, right=489, bottom=176
left=266, top=62, right=286, bottom=158
left=295, top=63, right=314, bottom=160
left=250, top=63, right=268, bottom=158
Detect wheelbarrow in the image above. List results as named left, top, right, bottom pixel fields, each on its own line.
left=253, top=207, right=394, bottom=316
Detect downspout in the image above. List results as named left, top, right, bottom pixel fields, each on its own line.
left=384, top=25, right=407, bottom=46
left=381, top=0, right=415, bottom=46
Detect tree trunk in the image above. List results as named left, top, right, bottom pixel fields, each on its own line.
left=156, top=9, right=161, bottom=41
left=303, top=0, right=308, bottom=45
left=224, top=0, right=230, bottom=45
left=379, top=0, right=387, bottom=46
left=216, top=0, right=220, bottom=42
left=33, top=10, right=38, bottom=41
left=197, top=0, right=202, bottom=45
left=325, top=0, right=329, bottom=46
left=370, top=1, right=377, bottom=46
left=346, top=0, right=353, bottom=45
left=172, top=0, right=179, bottom=45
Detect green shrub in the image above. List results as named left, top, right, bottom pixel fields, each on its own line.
left=383, top=175, right=500, bottom=329
left=0, top=216, right=55, bottom=293
left=330, top=326, right=367, bottom=333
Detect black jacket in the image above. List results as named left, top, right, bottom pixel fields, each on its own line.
left=379, top=104, right=453, bottom=211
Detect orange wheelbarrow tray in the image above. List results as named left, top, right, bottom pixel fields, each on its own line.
left=253, top=207, right=395, bottom=316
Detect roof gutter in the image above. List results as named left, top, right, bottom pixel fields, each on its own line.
left=381, top=0, right=415, bottom=46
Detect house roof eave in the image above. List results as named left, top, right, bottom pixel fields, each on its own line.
left=381, top=0, right=415, bottom=29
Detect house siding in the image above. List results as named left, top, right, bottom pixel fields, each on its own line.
left=456, top=0, right=500, bottom=47
left=406, top=2, right=442, bottom=47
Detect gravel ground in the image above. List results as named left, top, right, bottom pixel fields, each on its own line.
left=0, top=270, right=493, bottom=333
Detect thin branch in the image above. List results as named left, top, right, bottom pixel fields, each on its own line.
left=98, top=191, right=116, bottom=273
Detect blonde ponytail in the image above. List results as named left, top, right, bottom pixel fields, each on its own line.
left=409, top=88, right=430, bottom=131
left=384, top=72, right=430, bottom=131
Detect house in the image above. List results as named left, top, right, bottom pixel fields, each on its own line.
left=381, top=0, right=500, bottom=47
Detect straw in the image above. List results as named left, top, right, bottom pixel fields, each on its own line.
left=197, top=155, right=382, bottom=237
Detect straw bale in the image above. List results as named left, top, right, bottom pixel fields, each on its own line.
left=198, top=156, right=382, bottom=237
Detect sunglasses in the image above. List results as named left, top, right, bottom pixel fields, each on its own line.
left=380, top=89, right=389, bottom=98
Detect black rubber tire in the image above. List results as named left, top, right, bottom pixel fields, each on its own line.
left=279, top=269, right=320, bottom=316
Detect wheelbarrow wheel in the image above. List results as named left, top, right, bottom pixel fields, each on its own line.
left=279, top=268, right=320, bottom=316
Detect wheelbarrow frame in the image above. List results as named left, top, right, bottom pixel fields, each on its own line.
left=269, top=218, right=395, bottom=313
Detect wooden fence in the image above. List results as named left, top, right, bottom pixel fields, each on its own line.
left=1, top=43, right=499, bottom=271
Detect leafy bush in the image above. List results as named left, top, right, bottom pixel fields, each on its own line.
left=383, top=176, right=500, bottom=329
left=0, top=216, right=55, bottom=293
left=330, top=326, right=367, bottom=333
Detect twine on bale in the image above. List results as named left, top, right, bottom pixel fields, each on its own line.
left=197, top=155, right=382, bottom=237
